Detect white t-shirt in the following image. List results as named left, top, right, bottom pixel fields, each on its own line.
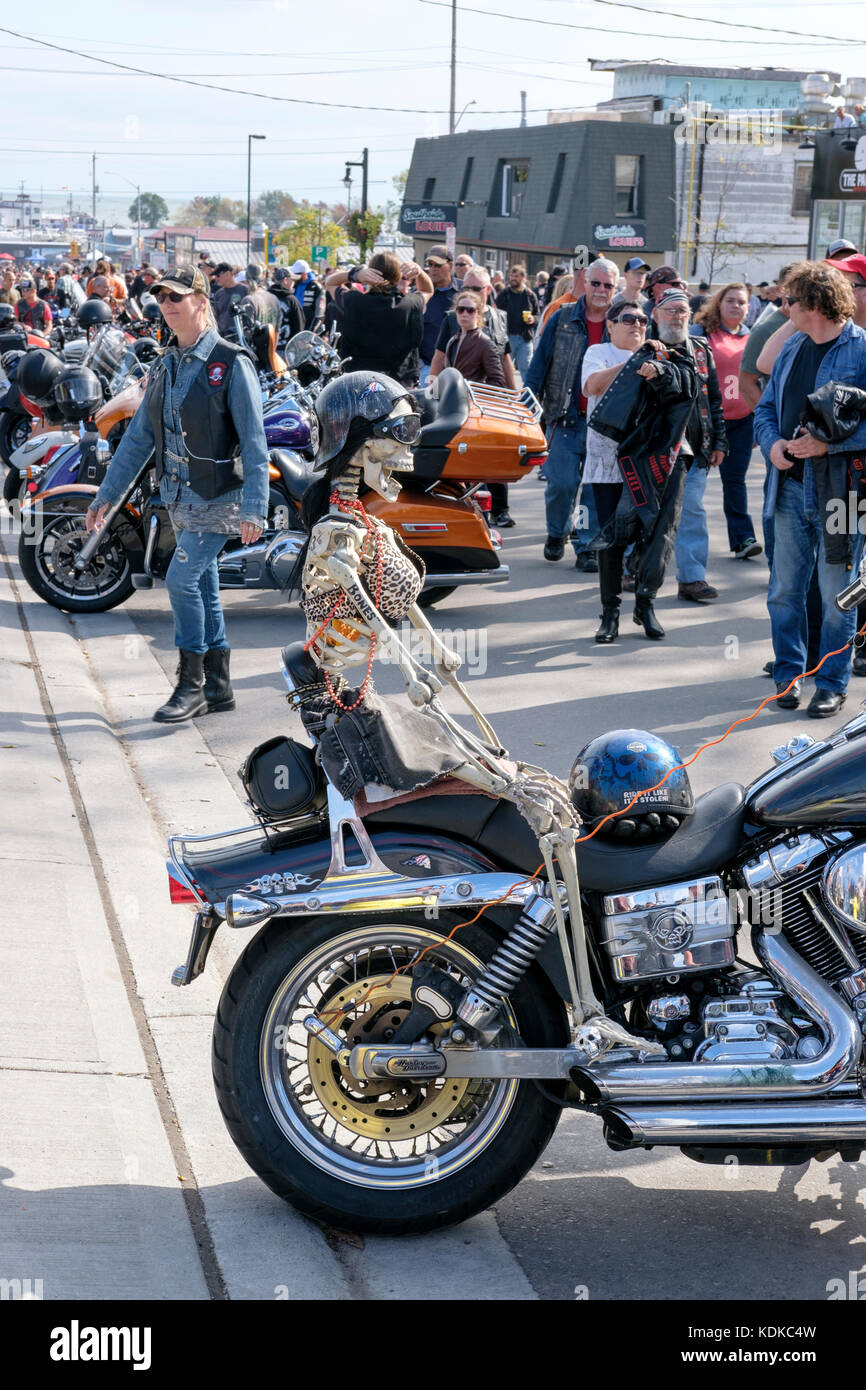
left=581, top=342, right=634, bottom=484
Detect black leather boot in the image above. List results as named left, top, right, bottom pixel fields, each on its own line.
left=203, top=646, right=235, bottom=712
left=595, top=607, right=620, bottom=643
left=153, top=650, right=207, bottom=723
left=633, top=597, right=665, bottom=640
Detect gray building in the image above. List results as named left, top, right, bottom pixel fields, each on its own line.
left=403, top=120, right=676, bottom=275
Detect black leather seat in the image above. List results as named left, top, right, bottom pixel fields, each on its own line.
left=271, top=448, right=312, bottom=503
left=417, top=367, right=469, bottom=449
left=363, top=783, right=747, bottom=891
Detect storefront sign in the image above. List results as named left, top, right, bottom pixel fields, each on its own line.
left=592, top=221, right=647, bottom=249
left=812, top=131, right=866, bottom=200
left=401, top=203, right=458, bottom=236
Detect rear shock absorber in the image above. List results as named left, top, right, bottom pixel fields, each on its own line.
left=456, top=891, right=558, bottom=1038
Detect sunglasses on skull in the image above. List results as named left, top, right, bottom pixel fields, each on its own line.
left=373, top=413, right=422, bottom=444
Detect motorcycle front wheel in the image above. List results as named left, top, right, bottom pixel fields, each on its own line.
left=213, top=913, right=566, bottom=1234
left=18, top=509, right=135, bottom=612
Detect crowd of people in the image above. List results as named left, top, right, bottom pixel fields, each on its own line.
left=8, top=235, right=866, bottom=723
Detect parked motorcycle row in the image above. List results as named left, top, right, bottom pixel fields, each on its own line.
left=8, top=309, right=548, bottom=614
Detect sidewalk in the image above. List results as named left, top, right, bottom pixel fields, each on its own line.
left=0, top=538, right=211, bottom=1300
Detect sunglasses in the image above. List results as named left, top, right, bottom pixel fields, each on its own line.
left=615, top=312, right=648, bottom=326
left=456, top=305, right=478, bottom=314
left=588, top=279, right=617, bottom=289
left=373, top=412, right=422, bottom=444
left=783, top=295, right=799, bottom=307
left=426, top=258, right=446, bottom=268
left=852, top=281, right=866, bottom=290
left=155, top=290, right=186, bottom=304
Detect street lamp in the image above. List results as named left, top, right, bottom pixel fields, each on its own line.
left=453, top=98, right=476, bottom=131
left=107, top=171, right=141, bottom=261
left=343, top=168, right=353, bottom=216
left=247, top=134, right=266, bottom=264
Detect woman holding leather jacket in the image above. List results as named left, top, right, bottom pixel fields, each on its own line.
left=85, top=265, right=269, bottom=725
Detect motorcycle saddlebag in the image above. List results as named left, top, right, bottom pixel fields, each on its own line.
left=239, top=735, right=325, bottom=821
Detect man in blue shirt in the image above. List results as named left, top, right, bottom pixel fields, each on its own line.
left=418, top=244, right=456, bottom=386
left=754, top=261, right=866, bottom=718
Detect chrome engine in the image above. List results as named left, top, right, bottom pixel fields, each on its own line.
left=599, top=875, right=735, bottom=981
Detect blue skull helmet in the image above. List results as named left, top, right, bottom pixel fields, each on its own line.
left=569, top=729, right=695, bottom=840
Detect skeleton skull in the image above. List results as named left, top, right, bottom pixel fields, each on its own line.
left=356, top=399, right=416, bottom=502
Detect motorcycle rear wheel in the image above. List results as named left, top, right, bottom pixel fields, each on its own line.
left=18, top=511, right=135, bottom=612
left=212, top=913, right=566, bottom=1234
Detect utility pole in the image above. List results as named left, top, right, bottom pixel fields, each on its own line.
left=449, top=0, right=457, bottom=135
left=91, top=153, right=97, bottom=230
left=344, top=149, right=369, bottom=250
left=246, top=134, right=266, bottom=264
left=520, top=90, right=527, bottom=127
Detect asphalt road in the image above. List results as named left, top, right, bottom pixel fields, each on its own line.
left=115, top=461, right=866, bottom=1302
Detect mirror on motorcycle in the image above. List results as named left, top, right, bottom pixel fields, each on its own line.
left=284, top=331, right=325, bottom=369
left=59, top=308, right=71, bottom=321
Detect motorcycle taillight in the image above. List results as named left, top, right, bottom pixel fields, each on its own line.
left=168, top=872, right=197, bottom=905
left=477, top=487, right=492, bottom=512
left=523, top=453, right=547, bottom=468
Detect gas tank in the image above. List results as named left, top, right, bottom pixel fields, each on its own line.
left=264, top=405, right=311, bottom=451
left=746, top=715, right=866, bottom=826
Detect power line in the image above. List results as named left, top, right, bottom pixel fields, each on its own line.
left=0, top=24, right=596, bottom=113
left=592, top=0, right=850, bottom=44
left=416, top=0, right=855, bottom=45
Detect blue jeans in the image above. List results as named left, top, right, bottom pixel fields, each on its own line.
left=768, top=473, right=862, bottom=695
left=165, top=529, right=229, bottom=655
left=719, top=413, right=757, bottom=550
left=508, top=333, right=533, bottom=377
left=675, top=461, right=709, bottom=583
left=544, top=414, right=599, bottom=555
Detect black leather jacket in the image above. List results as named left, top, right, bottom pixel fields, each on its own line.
left=589, top=341, right=700, bottom=528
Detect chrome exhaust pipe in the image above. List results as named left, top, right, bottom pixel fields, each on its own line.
left=578, top=931, right=861, bottom=1103
left=602, top=1098, right=866, bottom=1149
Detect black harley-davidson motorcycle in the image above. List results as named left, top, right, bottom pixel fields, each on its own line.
left=162, top=539, right=866, bottom=1235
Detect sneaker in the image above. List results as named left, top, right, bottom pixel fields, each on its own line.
left=574, top=553, right=598, bottom=573
left=733, top=538, right=762, bottom=560
left=493, top=510, right=515, bottom=528
left=544, top=535, right=565, bottom=561
left=678, top=580, right=719, bottom=603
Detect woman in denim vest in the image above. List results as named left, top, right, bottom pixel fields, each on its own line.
left=85, top=265, right=269, bottom=725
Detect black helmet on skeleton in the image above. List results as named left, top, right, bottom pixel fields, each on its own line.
left=314, top=370, right=418, bottom=468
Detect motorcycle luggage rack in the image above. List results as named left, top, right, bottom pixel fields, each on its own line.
left=465, top=380, right=543, bottom=425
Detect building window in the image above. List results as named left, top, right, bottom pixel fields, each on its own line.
left=615, top=155, right=641, bottom=216
left=792, top=162, right=812, bottom=216
left=490, top=160, right=530, bottom=217
left=547, top=154, right=567, bottom=214
left=458, top=157, right=474, bottom=204
left=423, top=177, right=436, bottom=200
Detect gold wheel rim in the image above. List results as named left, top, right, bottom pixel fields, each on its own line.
left=307, top=974, right=471, bottom=1141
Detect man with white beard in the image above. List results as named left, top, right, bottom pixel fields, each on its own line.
left=648, top=288, right=729, bottom=605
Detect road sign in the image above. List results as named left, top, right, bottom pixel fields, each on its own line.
left=272, top=245, right=289, bottom=267
left=311, top=245, right=329, bottom=263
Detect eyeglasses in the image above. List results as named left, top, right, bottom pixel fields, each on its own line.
left=373, top=412, right=422, bottom=444
left=588, top=279, right=617, bottom=289
left=615, top=313, right=648, bottom=326
left=456, top=305, right=478, bottom=314
left=155, top=290, right=185, bottom=304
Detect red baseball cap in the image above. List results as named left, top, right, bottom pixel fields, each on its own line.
left=825, top=252, right=866, bottom=281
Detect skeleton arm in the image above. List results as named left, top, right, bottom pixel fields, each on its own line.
left=404, top=601, right=502, bottom=750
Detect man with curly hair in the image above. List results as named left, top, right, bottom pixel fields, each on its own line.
left=754, top=261, right=866, bottom=718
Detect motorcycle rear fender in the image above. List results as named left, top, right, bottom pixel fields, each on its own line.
left=365, top=490, right=501, bottom=572
left=170, top=825, right=571, bottom=999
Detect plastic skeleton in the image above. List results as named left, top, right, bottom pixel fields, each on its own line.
left=301, top=409, right=661, bottom=1058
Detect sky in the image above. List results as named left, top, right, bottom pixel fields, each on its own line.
left=4, top=0, right=866, bottom=225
